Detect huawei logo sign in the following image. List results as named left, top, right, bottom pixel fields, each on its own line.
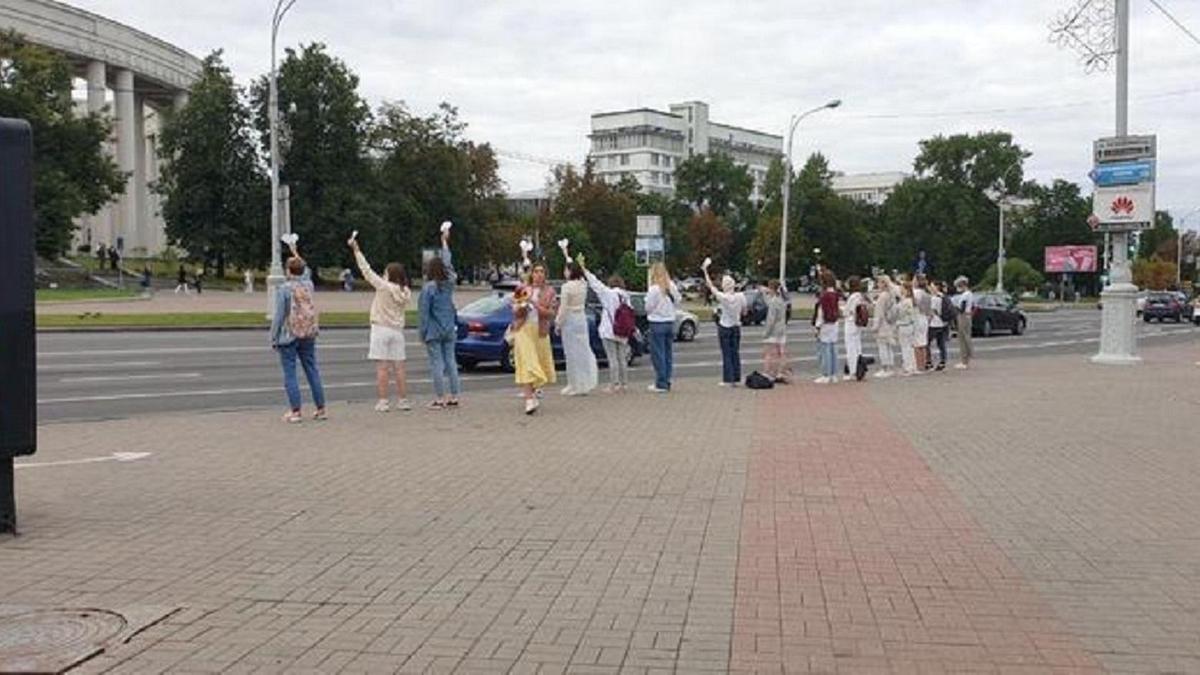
left=1110, top=196, right=1135, bottom=215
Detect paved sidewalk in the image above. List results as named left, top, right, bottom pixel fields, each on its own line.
left=3, top=345, right=1199, bottom=673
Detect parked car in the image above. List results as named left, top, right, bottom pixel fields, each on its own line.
left=456, top=290, right=645, bottom=372
left=970, top=292, right=1027, bottom=337
left=711, top=288, right=793, bottom=326
left=1142, top=291, right=1186, bottom=323
left=627, top=292, right=699, bottom=342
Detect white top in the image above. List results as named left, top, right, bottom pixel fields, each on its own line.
left=584, top=270, right=630, bottom=342
left=815, top=302, right=840, bottom=343
left=645, top=283, right=680, bottom=323
left=354, top=250, right=411, bottom=329
left=844, top=292, right=865, bottom=335
left=953, top=290, right=976, bottom=314
left=556, top=279, right=588, bottom=325
left=713, top=290, right=747, bottom=328
left=930, top=295, right=946, bottom=328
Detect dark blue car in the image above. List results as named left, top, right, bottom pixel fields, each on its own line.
left=456, top=291, right=644, bottom=372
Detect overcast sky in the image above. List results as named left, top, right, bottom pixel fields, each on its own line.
left=75, top=0, right=1200, bottom=222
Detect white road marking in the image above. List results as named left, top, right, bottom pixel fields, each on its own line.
left=38, top=360, right=162, bottom=372
left=60, top=373, right=202, bottom=384
left=15, top=451, right=152, bottom=469
left=37, top=342, right=366, bottom=358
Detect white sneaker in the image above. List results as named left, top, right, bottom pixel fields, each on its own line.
left=374, top=399, right=390, bottom=413
left=718, top=381, right=730, bottom=387
left=535, top=388, right=545, bottom=399
left=813, top=376, right=830, bottom=384
left=395, top=399, right=413, bottom=411
left=873, top=370, right=893, bottom=379
left=524, top=398, right=539, bottom=415
left=647, top=385, right=669, bottom=393
left=954, top=363, right=968, bottom=370
left=842, top=375, right=854, bottom=382
left=561, top=386, right=574, bottom=396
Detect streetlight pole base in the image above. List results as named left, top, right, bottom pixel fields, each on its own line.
left=1091, top=282, right=1140, bottom=365
left=266, top=268, right=285, bottom=321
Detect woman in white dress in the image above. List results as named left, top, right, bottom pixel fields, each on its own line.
left=555, top=261, right=598, bottom=396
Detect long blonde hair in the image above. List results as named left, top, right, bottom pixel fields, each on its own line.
left=649, top=262, right=672, bottom=294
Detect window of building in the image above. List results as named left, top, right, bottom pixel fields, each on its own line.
left=663, top=174, right=672, bottom=186
left=687, top=129, right=693, bottom=143
left=651, top=153, right=659, bottom=166
left=620, top=154, right=629, bottom=166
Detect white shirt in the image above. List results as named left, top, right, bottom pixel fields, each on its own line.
left=953, top=290, right=976, bottom=314
left=584, top=270, right=630, bottom=342
left=930, top=295, right=946, bottom=328
left=713, top=289, right=747, bottom=329
left=645, top=283, right=680, bottom=323
left=844, top=292, right=865, bottom=335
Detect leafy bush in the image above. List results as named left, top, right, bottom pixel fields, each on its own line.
left=979, top=258, right=1043, bottom=292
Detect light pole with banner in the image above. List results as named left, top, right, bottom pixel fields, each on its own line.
left=267, top=0, right=299, bottom=320
left=779, top=100, right=841, bottom=288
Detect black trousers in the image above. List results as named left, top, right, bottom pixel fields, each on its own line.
left=927, top=326, right=948, bottom=367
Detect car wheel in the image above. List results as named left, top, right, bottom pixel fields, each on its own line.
left=1013, top=318, right=1025, bottom=336
left=499, top=345, right=515, bottom=373
left=460, top=358, right=479, bottom=372
left=983, top=318, right=993, bottom=337
left=677, top=320, right=696, bottom=342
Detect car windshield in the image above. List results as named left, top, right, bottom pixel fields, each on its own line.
left=1147, top=293, right=1174, bottom=302
left=460, top=295, right=509, bottom=315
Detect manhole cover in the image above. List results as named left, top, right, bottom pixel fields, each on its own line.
left=0, top=609, right=127, bottom=672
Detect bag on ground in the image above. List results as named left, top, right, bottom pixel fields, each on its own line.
left=745, top=371, right=775, bottom=389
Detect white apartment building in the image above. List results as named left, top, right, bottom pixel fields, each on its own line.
left=588, top=101, right=782, bottom=202
left=830, top=171, right=910, bottom=206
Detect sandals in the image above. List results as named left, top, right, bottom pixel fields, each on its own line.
left=427, top=400, right=448, bottom=411
left=312, top=408, right=328, bottom=421
left=281, top=411, right=302, bottom=424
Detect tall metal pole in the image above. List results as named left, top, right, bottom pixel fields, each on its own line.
left=266, top=0, right=296, bottom=320
left=1093, top=0, right=1138, bottom=364
left=778, top=118, right=795, bottom=287
left=997, top=206, right=1006, bottom=293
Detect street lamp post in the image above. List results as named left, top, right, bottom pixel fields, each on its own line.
left=267, top=0, right=299, bottom=320
left=779, top=99, right=841, bottom=288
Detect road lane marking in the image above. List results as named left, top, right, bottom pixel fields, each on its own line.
left=38, top=360, right=162, bottom=372
left=16, top=452, right=152, bottom=469
left=60, top=373, right=202, bottom=384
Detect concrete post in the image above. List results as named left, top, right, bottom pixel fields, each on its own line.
left=133, top=95, right=147, bottom=254
left=83, top=61, right=111, bottom=249
left=114, top=69, right=137, bottom=258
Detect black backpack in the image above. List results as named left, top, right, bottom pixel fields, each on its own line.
left=745, top=371, right=775, bottom=389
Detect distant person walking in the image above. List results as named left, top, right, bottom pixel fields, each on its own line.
left=761, top=279, right=789, bottom=382
left=174, top=265, right=190, bottom=294
left=419, top=228, right=462, bottom=410
left=244, top=269, right=254, bottom=294
left=555, top=258, right=598, bottom=396
left=812, top=269, right=840, bottom=384
left=952, top=276, right=976, bottom=369
left=270, top=239, right=327, bottom=423
left=581, top=258, right=634, bottom=393
left=872, top=274, right=898, bottom=378
left=511, top=260, right=557, bottom=414
left=645, top=262, right=681, bottom=393
left=349, top=236, right=413, bottom=412
left=139, top=266, right=153, bottom=297
left=340, top=267, right=355, bottom=292
left=704, top=263, right=746, bottom=387
left=844, top=275, right=868, bottom=381
left=193, top=269, right=204, bottom=295
left=97, top=243, right=108, bottom=271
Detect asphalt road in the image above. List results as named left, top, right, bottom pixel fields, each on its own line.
left=36, top=310, right=1195, bottom=422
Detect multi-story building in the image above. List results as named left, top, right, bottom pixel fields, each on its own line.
left=588, top=101, right=782, bottom=202
left=830, top=171, right=910, bottom=206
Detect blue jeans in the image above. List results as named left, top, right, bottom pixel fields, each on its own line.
left=649, top=321, right=674, bottom=390
left=426, top=337, right=461, bottom=397
left=718, top=324, right=741, bottom=384
left=817, top=340, right=838, bottom=378
left=278, top=338, right=326, bottom=411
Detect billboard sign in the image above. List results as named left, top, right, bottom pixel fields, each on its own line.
left=1089, top=161, right=1154, bottom=187
left=635, top=236, right=664, bottom=267
left=1045, top=245, right=1098, bottom=273
left=1092, top=183, right=1155, bottom=231
left=636, top=215, right=662, bottom=237
left=1094, top=135, right=1156, bottom=165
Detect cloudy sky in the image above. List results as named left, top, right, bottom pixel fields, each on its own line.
left=76, top=0, right=1200, bottom=221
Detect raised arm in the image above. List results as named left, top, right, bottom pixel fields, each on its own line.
left=349, top=239, right=386, bottom=290
left=441, top=229, right=457, bottom=283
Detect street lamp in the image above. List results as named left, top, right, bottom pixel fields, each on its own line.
left=779, top=99, right=841, bottom=288
left=267, top=0, right=299, bottom=320
left=985, top=162, right=1028, bottom=294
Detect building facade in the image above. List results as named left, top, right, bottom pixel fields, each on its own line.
left=830, top=171, right=910, bottom=206
left=588, top=101, right=782, bottom=202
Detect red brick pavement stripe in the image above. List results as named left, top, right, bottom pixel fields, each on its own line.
left=731, top=382, right=1103, bottom=674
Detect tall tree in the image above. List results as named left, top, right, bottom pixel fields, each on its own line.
left=157, top=51, right=268, bottom=276
left=0, top=31, right=124, bottom=257
left=549, top=164, right=636, bottom=272
left=913, top=131, right=1029, bottom=194
left=685, top=208, right=733, bottom=273
left=251, top=43, right=372, bottom=273
left=673, top=152, right=754, bottom=220
left=1137, top=211, right=1177, bottom=261
left=1008, top=180, right=1097, bottom=275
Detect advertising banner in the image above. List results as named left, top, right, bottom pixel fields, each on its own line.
left=1044, top=245, right=1098, bottom=273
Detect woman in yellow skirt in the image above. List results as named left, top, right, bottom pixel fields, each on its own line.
left=512, top=261, right=557, bottom=414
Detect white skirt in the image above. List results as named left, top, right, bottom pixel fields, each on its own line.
left=560, top=312, right=598, bottom=394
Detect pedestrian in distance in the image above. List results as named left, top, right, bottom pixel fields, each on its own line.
left=511, top=256, right=557, bottom=414
left=340, top=267, right=355, bottom=292
left=812, top=269, right=840, bottom=384
left=244, top=269, right=254, bottom=294
left=872, top=274, right=899, bottom=378
left=97, top=243, right=108, bottom=271
left=349, top=234, right=413, bottom=412
left=896, top=281, right=919, bottom=376
left=175, top=265, right=189, bottom=294
left=270, top=238, right=327, bottom=423
left=193, top=269, right=204, bottom=295
left=928, top=280, right=953, bottom=371
left=645, top=262, right=681, bottom=393
left=912, top=275, right=932, bottom=372
left=580, top=256, right=635, bottom=393
left=139, top=265, right=153, bottom=298
left=952, top=275, right=975, bottom=369
left=555, top=244, right=598, bottom=396
left=703, top=259, right=746, bottom=387
left=843, top=275, right=869, bottom=381
left=419, top=225, right=462, bottom=410
left=761, top=279, right=790, bottom=383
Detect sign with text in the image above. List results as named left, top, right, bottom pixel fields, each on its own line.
left=636, top=215, right=662, bottom=237
left=1089, top=161, right=1154, bottom=187
left=1045, top=245, right=1098, bottom=273
left=635, top=236, right=664, bottom=267
left=1094, top=135, right=1156, bottom=165
left=1092, top=183, right=1155, bottom=231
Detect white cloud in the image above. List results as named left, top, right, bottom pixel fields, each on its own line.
left=69, top=0, right=1200, bottom=219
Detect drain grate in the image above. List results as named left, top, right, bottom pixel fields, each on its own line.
left=0, top=608, right=127, bottom=673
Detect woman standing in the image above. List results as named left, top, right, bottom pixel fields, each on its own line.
left=843, top=276, right=867, bottom=381
left=761, top=279, right=789, bottom=382
left=896, top=281, right=919, bottom=376
left=812, top=269, right=840, bottom=384
left=928, top=281, right=949, bottom=371
left=703, top=264, right=746, bottom=387
left=912, top=276, right=932, bottom=372
left=418, top=228, right=461, bottom=409
left=556, top=261, right=598, bottom=396
left=581, top=259, right=633, bottom=393
left=512, top=262, right=558, bottom=414
left=645, top=262, right=681, bottom=393
left=952, top=276, right=976, bottom=369
left=872, top=275, right=898, bottom=378
left=270, top=239, right=326, bottom=423
left=349, top=236, right=412, bottom=412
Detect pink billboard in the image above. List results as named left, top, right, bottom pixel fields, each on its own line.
left=1044, top=245, right=1098, bottom=273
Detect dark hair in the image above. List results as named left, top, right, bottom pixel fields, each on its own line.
left=819, top=269, right=836, bottom=289
left=566, top=262, right=584, bottom=281
left=286, top=256, right=306, bottom=276
left=426, top=256, right=447, bottom=282
left=847, top=275, right=862, bottom=293
left=385, top=262, right=408, bottom=286
left=608, top=274, right=625, bottom=289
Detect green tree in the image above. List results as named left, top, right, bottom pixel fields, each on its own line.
left=914, top=131, right=1029, bottom=194
left=878, top=178, right=996, bottom=281
left=613, top=251, right=646, bottom=291
left=685, top=208, right=733, bottom=273
left=0, top=31, right=124, bottom=257
left=549, top=164, right=636, bottom=271
left=157, top=52, right=268, bottom=276
left=1137, top=211, right=1176, bottom=261
left=251, top=43, right=373, bottom=274
left=1008, top=180, right=1097, bottom=269
left=979, top=258, right=1044, bottom=292
left=674, top=152, right=754, bottom=220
